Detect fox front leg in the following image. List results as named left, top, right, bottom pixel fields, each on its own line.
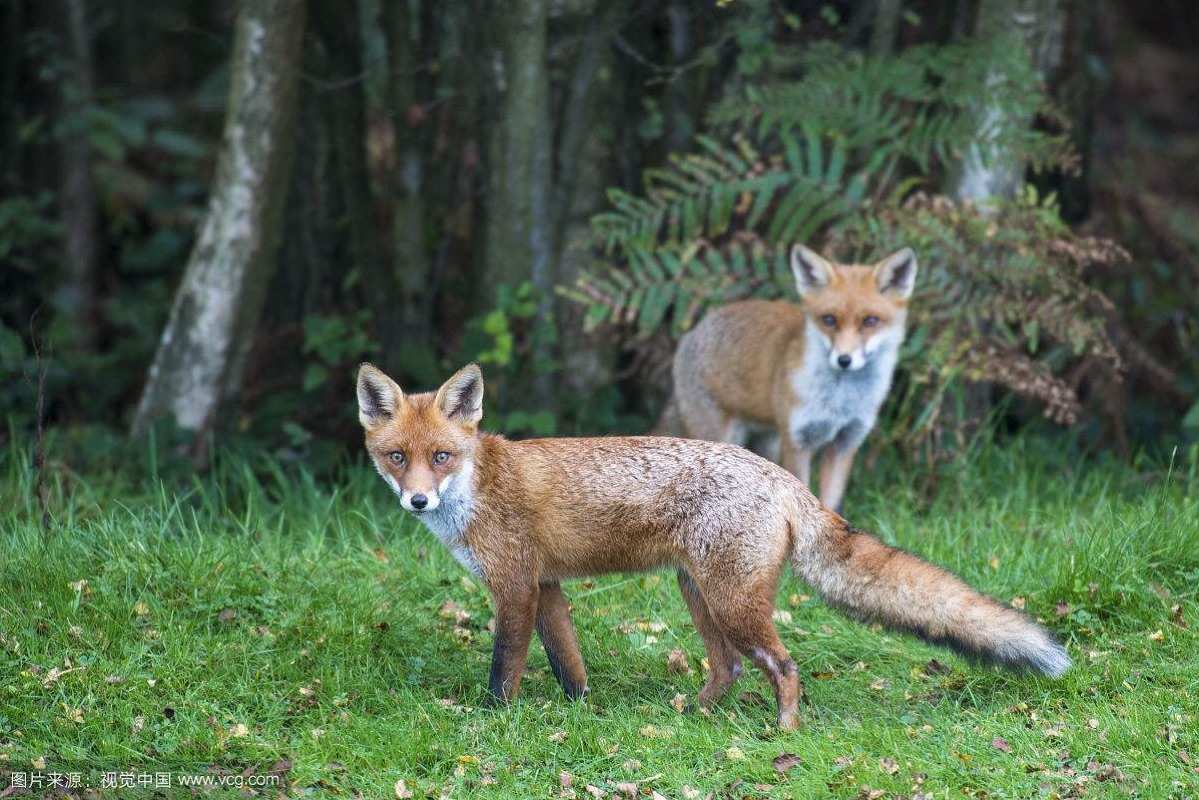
left=818, top=445, right=857, bottom=514
left=535, top=582, right=589, bottom=700
left=820, top=424, right=866, bottom=513
left=779, top=434, right=814, bottom=488
left=487, top=582, right=539, bottom=703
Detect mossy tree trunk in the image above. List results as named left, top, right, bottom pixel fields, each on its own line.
left=870, top=0, right=903, bottom=57
left=131, top=0, right=305, bottom=441
left=953, top=0, right=1063, bottom=201
left=383, top=0, right=436, bottom=368
left=57, top=0, right=98, bottom=351
left=482, top=0, right=554, bottom=402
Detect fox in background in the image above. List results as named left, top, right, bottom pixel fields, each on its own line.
left=356, top=362, right=1069, bottom=730
left=658, top=244, right=917, bottom=512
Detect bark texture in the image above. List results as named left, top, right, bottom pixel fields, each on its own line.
left=384, top=0, right=436, bottom=355
left=953, top=0, right=1063, bottom=201
left=132, top=0, right=306, bottom=438
left=57, top=0, right=98, bottom=349
left=870, top=0, right=903, bottom=57
left=483, top=0, right=552, bottom=298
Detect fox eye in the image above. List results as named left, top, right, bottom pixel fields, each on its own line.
left=820, top=314, right=837, bottom=327
left=862, top=315, right=880, bottom=328
left=432, top=451, right=451, bottom=465
left=388, top=451, right=406, bottom=466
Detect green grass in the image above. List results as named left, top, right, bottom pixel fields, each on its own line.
left=1, top=435, right=1197, bottom=798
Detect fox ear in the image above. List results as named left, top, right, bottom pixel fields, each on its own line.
left=874, top=247, right=918, bottom=299
left=357, top=363, right=404, bottom=430
left=435, top=363, right=484, bottom=427
left=790, top=245, right=834, bottom=296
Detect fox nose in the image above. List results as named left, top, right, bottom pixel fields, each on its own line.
left=837, top=354, right=852, bottom=369
left=410, top=494, right=428, bottom=510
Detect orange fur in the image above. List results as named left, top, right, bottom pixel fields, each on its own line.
left=357, top=363, right=1070, bottom=729
left=666, top=245, right=917, bottom=512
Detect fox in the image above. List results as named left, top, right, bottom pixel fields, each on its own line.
left=662, top=244, right=917, bottom=512
left=356, top=362, right=1069, bottom=730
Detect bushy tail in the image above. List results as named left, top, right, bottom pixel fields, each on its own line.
left=793, top=515, right=1070, bottom=677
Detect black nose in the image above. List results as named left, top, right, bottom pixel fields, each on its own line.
left=410, top=494, right=428, bottom=510
left=837, top=354, right=852, bottom=369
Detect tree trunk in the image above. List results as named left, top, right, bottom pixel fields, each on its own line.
left=131, top=0, right=306, bottom=441
left=57, top=0, right=98, bottom=350
left=553, top=1, right=624, bottom=401
left=484, top=0, right=552, bottom=294
left=948, top=0, right=1064, bottom=436
left=482, top=0, right=554, bottom=401
left=383, top=0, right=436, bottom=364
left=952, top=0, right=1064, bottom=202
left=870, top=0, right=903, bottom=57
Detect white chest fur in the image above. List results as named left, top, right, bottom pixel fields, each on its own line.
left=419, top=462, right=482, bottom=577
left=788, top=323, right=900, bottom=450
left=377, top=460, right=483, bottom=578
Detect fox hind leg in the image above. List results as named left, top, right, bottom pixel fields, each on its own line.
left=677, top=570, right=742, bottom=707
left=535, top=582, right=588, bottom=700
left=700, top=573, right=802, bottom=730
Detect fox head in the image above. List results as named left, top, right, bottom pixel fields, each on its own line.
left=790, top=245, right=917, bottom=372
left=355, top=363, right=483, bottom=516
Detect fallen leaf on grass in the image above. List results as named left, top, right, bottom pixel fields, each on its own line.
left=229, top=723, right=249, bottom=738
left=559, top=771, right=573, bottom=788
left=772, top=753, right=801, bottom=774
left=614, top=782, right=638, bottom=798
left=439, top=600, right=471, bottom=624
left=670, top=693, right=687, bottom=713
left=681, top=787, right=701, bottom=799
left=771, top=609, right=792, bottom=624
left=132, top=715, right=145, bottom=734
left=621, top=759, right=641, bottom=772
left=1010, top=596, right=1026, bottom=610
left=548, top=729, right=568, bottom=743
left=134, top=601, right=150, bottom=617
left=991, top=736, right=1012, bottom=753
left=218, top=608, right=236, bottom=623
left=31, top=756, right=46, bottom=770
left=1087, top=761, right=1125, bottom=782
left=879, top=757, right=899, bottom=774
left=1148, top=629, right=1165, bottom=642
left=924, top=658, right=950, bottom=675
left=666, top=648, right=692, bottom=674
left=638, top=724, right=673, bottom=739
left=394, top=779, right=413, bottom=798
left=725, top=746, right=745, bottom=761
left=584, top=785, right=606, bottom=799
left=1054, top=602, right=1070, bottom=617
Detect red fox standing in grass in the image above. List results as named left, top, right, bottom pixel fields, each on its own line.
left=663, top=245, right=918, bottom=512
left=356, top=362, right=1070, bottom=730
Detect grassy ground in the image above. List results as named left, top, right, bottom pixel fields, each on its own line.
left=1, top=435, right=1197, bottom=799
